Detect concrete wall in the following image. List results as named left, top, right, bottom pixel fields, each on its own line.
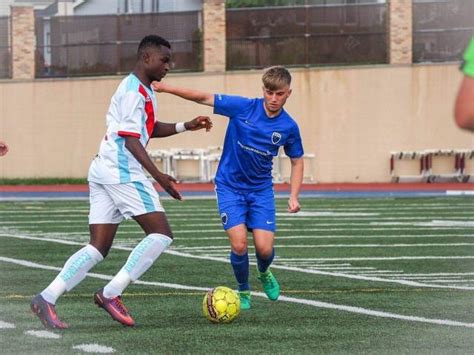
left=0, top=63, right=472, bottom=182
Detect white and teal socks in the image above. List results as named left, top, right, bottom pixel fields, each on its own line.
left=103, top=233, right=172, bottom=298
left=41, top=244, right=104, bottom=305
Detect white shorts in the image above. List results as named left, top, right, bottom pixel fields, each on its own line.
left=88, top=180, right=165, bottom=224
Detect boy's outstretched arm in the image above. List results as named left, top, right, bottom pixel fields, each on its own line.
left=152, top=116, right=213, bottom=138
left=151, top=81, right=214, bottom=107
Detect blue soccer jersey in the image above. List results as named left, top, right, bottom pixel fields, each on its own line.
left=213, top=94, right=304, bottom=191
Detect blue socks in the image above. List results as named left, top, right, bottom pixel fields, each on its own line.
left=256, top=248, right=275, bottom=273
left=230, top=251, right=249, bottom=291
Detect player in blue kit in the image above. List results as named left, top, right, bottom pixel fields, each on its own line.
left=152, top=66, right=304, bottom=309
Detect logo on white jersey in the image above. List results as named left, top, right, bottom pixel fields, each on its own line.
left=271, top=132, right=282, bottom=144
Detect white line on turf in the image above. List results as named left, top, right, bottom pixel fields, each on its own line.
left=173, top=243, right=474, bottom=249
left=277, top=212, right=379, bottom=216
left=276, top=295, right=474, bottom=328
left=1, top=256, right=473, bottom=329
left=72, top=344, right=115, bottom=353
left=0, top=320, right=15, bottom=329
left=1, top=233, right=473, bottom=291
left=372, top=221, right=474, bottom=227
left=9, top=226, right=473, bottom=233
left=24, top=330, right=61, bottom=339
left=3, top=204, right=474, bottom=212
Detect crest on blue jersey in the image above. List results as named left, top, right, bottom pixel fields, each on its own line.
left=220, top=212, right=228, bottom=225
left=271, top=132, right=282, bottom=145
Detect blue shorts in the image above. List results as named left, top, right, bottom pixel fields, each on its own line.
left=215, top=184, right=276, bottom=232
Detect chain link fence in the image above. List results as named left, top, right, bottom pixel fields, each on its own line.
left=35, top=11, right=202, bottom=78
left=0, top=16, right=10, bottom=79
left=413, top=0, right=474, bottom=63
left=226, top=3, right=387, bottom=70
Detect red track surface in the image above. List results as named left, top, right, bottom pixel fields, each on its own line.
left=0, top=182, right=473, bottom=193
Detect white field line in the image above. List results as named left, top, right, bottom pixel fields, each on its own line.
left=11, top=227, right=474, bottom=233
left=0, top=221, right=288, bottom=231
left=24, top=330, right=61, bottom=339
left=3, top=214, right=474, bottom=223
left=1, top=233, right=473, bottom=291
left=276, top=295, right=474, bottom=329
left=162, top=251, right=474, bottom=291
left=1, top=256, right=474, bottom=330
left=72, top=344, right=115, bottom=353
left=172, top=243, right=474, bottom=250
left=126, top=234, right=474, bottom=240
left=277, top=256, right=474, bottom=261
left=3, top=204, right=474, bottom=214
left=0, top=320, right=15, bottom=329
left=385, top=272, right=474, bottom=276
left=307, top=267, right=378, bottom=270
left=8, top=234, right=474, bottom=243
left=446, top=191, right=474, bottom=196
left=278, top=212, right=379, bottom=217
left=423, top=280, right=474, bottom=283
left=372, top=221, right=474, bottom=227
left=341, top=270, right=404, bottom=274
left=2, top=210, right=474, bottom=217
left=386, top=276, right=463, bottom=279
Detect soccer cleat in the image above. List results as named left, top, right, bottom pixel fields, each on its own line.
left=257, top=269, right=280, bottom=301
left=94, top=289, right=135, bottom=327
left=30, top=294, right=69, bottom=329
left=238, top=290, right=252, bottom=310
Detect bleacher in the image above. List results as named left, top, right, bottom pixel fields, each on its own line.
left=390, top=149, right=474, bottom=183
left=148, top=147, right=315, bottom=183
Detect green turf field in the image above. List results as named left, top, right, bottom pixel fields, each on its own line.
left=0, top=196, right=473, bottom=354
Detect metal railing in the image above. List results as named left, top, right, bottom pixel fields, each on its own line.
left=0, top=16, right=10, bottom=79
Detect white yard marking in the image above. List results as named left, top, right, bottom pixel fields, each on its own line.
left=372, top=220, right=474, bottom=227
left=1, top=256, right=473, bottom=329
left=277, top=211, right=380, bottom=217
left=0, top=320, right=15, bottom=329
left=446, top=190, right=474, bottom=196
left=276, top=296, right=474, bottom=329
left=173, top=243, right=474, bottom=250
left=140, top=234, right=474, bottom=240
left=24, top=330, right=61, bottom=339
left=1, top=233, right=473, bottom=292
left=276, top=256, right=474, bottom=261
left=72, top=344, right=115, bottom=353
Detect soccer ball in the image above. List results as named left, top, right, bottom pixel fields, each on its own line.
left=202, top=286, right=240, bottom=324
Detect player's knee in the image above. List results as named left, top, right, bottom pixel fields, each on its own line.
left=231, top=242, right=248, bottom=255
left=256, top=247, right=273, bottom=259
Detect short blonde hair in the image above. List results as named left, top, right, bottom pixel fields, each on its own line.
left=262, top=66, right=292, bottom=91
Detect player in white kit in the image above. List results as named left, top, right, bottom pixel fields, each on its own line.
left=31, top=35, right=212, bottom=329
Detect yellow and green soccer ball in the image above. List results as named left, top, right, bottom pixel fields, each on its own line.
left=202, top=286, right=240, bottom=324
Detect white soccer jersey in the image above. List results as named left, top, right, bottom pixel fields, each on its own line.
left=88, top=74, right=157, bottom=184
